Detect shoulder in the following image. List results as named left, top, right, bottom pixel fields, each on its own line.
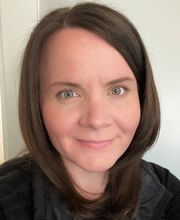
left=0, top=155, right=35, bottom=219
left=0, top=154, right=34, bottom=192
left=141, top=160, right=180, bottom=194
left=141, top=160, right=180, bottom=220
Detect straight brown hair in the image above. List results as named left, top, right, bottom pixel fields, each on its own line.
left=19, top=2, right=160, bottom=219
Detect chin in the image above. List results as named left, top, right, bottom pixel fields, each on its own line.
left=80, top=160, right=117, bottom=173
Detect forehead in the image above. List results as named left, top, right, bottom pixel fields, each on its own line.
left=40, top=28, right=136, bottom=83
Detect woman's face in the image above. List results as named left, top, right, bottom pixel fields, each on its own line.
left=40, top=28, right=140, bottom=176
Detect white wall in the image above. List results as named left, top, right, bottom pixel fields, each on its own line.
left=39, top=0, right=61, bottom=15
left=0, top=95, right=4, bottom=163
left=0, top=0, right=39, bottom=160
left=0, top=15, right=4, bottom=163
left=0, top=0, right=179, bottom=178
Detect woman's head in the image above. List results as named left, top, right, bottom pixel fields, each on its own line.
left=19, top=2, right=160, bottom=178
left=40, top=27, right=141, bottom=175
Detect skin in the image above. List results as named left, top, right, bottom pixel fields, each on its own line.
left=40, top=28, right=140, bottom=197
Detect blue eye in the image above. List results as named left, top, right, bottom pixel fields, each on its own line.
left=58, top=89, right=78, bottom=99
left=111, top=87, right=125, bottom=95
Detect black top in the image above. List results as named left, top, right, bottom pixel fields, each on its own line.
left=0, top=155, right=180, bottom=220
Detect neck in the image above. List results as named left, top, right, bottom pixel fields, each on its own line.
left=74, top=171, right=108, bottom=200
left=64, top=161, right=108, bottom=199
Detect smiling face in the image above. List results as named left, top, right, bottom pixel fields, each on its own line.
left=40, top=28, right=140, bottom=177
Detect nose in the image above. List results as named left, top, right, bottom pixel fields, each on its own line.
left=79, top=97, right=112, bottom=129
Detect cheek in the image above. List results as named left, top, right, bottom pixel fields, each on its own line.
left=116, top=101, right=141, bottom=134
left=41, top=103, right=77, bottom=141
left=126, top=106, right=140, bottom=129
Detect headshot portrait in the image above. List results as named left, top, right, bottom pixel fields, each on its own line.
left=0, top=1, right=179, bottom=219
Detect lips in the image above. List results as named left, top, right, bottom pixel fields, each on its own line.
left=76, top=138, right=114, bottom=149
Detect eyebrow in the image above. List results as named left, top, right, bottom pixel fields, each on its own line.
left=49, top=77, right=134, bottom=89
left=106, top=77, right=134, bottom=86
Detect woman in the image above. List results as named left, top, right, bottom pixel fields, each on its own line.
left=0, top=2, right=179, bottom=220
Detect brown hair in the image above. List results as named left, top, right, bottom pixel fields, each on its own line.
left=19, top=2, right=160, bottom=219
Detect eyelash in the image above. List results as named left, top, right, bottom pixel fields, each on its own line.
left=57, top=86, right=127, bottom=100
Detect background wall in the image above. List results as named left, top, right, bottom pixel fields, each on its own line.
left=0, top=18, right=4, bottom=163
left=0, top=0, right=39, bottom=160
left=0, top=0, right=179, bottom=177
left=0, top=95, right=4, bottom=163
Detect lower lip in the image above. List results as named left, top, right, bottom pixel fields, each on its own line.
left=76, top=139, right=114, bottom=150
